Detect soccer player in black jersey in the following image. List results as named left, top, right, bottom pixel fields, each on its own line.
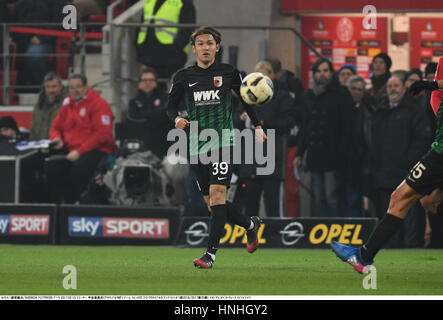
left=167, top=26, right=267, bottom=269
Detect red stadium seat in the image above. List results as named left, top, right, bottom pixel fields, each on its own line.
left=86, top=0, right=127, bottom=23
left=88, top=15, right=107, bottom=23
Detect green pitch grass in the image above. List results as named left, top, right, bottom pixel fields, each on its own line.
left=0, top=245, right=442, bottom=295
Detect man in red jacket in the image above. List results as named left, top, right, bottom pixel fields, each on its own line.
left=46, top=74, right=116, bottom=203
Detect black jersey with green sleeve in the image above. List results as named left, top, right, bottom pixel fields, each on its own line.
left=167, top=62, right=260, bottom=156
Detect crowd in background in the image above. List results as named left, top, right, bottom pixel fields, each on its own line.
left=0, top=0, right=442, bottom=248
left=0, top=0, right=140, bottom=92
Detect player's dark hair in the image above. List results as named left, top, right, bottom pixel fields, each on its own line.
left=138, top=66, right=158, bottom=81
left=69, top=73, right=87, bottom=85
left=190, top=26, right=221, bottom=45
left=312, top=58, right=334, bottom=74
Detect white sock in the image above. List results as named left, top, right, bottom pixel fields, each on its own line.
left=207, top=252, right=216, bottom=261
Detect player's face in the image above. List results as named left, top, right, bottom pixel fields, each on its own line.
left=349, top=81, right=365, bottom=103
left=314, top=62, right=332, bottom=84
left=192, top=34, right=219, bottom=66
left=44, top=79, right=64, bottom=102
left=387, top=76, right=406, bottom=103
left=68, top=79, right=88, bottom=101
left=138, top=72, right=158, bottom=94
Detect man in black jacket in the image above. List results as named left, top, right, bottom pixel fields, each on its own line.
left=265, top=58, right=304, bottom=217
left=345, top=75, right=377, bottom=217
left=368, top=52, right=392, bottom=106
left=238, top=61, right=296, bottom=217
left=370, top=74, right=433, bottom=247
left=294, top=58, right=353, bottom=217
left=126, top=66, right=173, bottom=159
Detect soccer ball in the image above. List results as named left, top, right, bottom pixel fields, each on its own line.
left=240, top=72, right=274, bottom=106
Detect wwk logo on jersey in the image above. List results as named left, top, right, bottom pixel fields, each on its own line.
left=193, top=90, right=220, bottom=106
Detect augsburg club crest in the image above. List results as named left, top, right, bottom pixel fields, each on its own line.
left=213, top=76, right=223, bottom=87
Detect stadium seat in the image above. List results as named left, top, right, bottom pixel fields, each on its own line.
left=86, top=0, right=127, bottom=23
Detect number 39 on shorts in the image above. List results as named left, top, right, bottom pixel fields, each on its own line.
left=212, top=162, right=228, bottom=175
left=412, top=162, right=427, bottom=179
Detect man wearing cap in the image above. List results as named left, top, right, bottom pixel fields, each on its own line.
left=337, top=64, right=356, bottom=87
left=369, top=52, right=392, bottom=105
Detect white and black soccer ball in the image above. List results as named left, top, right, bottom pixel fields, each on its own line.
left=240, top=72, right=274, bottom=106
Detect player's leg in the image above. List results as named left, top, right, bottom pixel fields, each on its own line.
left=202, top=193, right=259, bottom=252
left=192, top=164, right=217, bottom=268
left=331, top=181, right=421, bottom=273
left=193, top=156, right=232, bottom=268
left=207, top=146, right=261, bottom=249
left=359, top=181, right=421, bottom=260
left=205, top=183, right=228, bottom=256
left=193, top=184, right=229, bottom=268
left=331, top=149, right=441, bottom=273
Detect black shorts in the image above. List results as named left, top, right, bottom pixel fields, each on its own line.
left=192, top=147, right=233, bottom=196
left=405, top=149, right=443, bottom=195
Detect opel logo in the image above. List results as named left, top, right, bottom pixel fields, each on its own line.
left=280, top=222, right=305, bottom=246
left=184, top=221, right=209, bottom=246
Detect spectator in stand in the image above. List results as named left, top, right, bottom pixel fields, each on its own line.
left=135, top=0, right=196, bottom=81
left=13, top=0, right=68, bottom=91
left=264, top=57, right=304, bottom=217
left=0, top=115, right=29, bottom=140
left=0, top=116, right=19, bottom=139
left=404, top=68, right=423, bottom=89
left=126, top=66, right=173, bottom=159
left=238, top=60, right=296, bottom=218
left=405, top=67, right=436, bottom=135
left=29, top=72, right=67, bottom=141
left=337, top=64, right=356, bottom=87
left=69, top=0, right=107, bottom=22
left=370, top=74, right=433, bottom=247
left=424, top=62, right=438, bottom=82
left=368, top=52, right=392, bottom=105
left=46, top=74, right=116, bottom=203
left=344, top=75, right=377, bottom=217
left=294, top=58, right=353, bottom=217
